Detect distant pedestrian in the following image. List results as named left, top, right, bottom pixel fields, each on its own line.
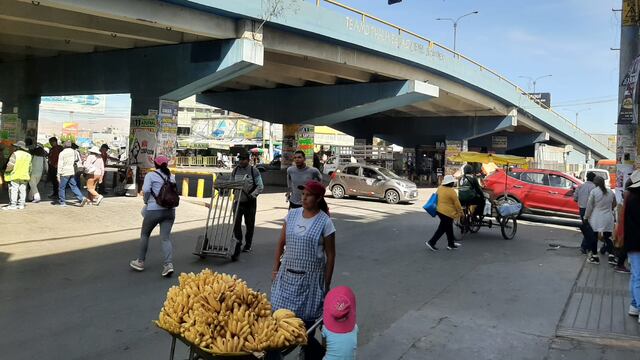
left=57, top=141, right=89, bottom=207
left=426, top=175, right=463, bottom=251
left=130, top=156, right=178, bottom=277
left=231, top=150, right=264, bottom=258
left=584, top=176, right=616, bottom=264
left=83, top=146, right=105, bottom=205
left=3, top=141, right=32, bottom=210
left=271, top=180, right=336, bottom=359
left=71, top=143, right=83, bottom=187
left=623, top=170, right=640, bottom=322
left=574, top=172, right=597, bottom=254
left=287, top=150, right=322, bottom=209
left=47, top=137, right=63, bottom=200
left=98, top=144, right=110, bottom=194
left=322, top=286, right=358, bottom=360
left=29, top=143, right=48, bottom=203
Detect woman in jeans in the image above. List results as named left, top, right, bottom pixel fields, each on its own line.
left=585, top=176, right=616, bottom=264
left=426, top=175, right=463, bottom=251
left=130, top=156, right=177, bottom=277
left=623, top=170, right=640, bottom=322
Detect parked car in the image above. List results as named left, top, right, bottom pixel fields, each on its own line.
left=578, top=169, right=611, bottom=188
left=483, top=169, right=583, bottom=217
left=329, top=164, right=418, bottom=204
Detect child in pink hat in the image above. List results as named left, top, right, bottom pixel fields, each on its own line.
left=322, top=286, right=358, bottom=360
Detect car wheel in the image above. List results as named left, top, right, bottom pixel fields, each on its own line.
left=385, top=189, right=400, bottom=204
left=332, top=185, right=345, bottom=199
left=496, top=195, right=524, bottom=217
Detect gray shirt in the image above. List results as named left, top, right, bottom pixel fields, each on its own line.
left=574, top=181, right=596, bottom=209
left=287, top=165, right=323, bottom=205
left=232, top=165, right=264, bottom=202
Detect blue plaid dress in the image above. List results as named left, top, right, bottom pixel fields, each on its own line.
left=271, top=208, right=329, bottom=322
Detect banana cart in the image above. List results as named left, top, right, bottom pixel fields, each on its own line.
left=448, top=151, right=529, bottom=240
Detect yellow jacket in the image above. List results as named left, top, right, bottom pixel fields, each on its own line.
left=436, top=185, right=463, bottom=219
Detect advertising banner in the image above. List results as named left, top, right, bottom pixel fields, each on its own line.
left=618, top=55, right=640, bottom=125
left=1, top=114, right=21, bottom=142
left=157, top=100, right=179, bottom=166
left=41, top=95, right=106, bottom=114
left=129, top=116, right=158, bottom=170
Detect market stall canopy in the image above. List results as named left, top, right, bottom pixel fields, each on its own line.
left=448, top=151, right=529, bottom=166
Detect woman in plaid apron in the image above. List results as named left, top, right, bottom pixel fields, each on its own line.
left=271, top=180, right=336, bottom=359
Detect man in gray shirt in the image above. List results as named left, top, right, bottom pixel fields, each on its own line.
left=574, top=171, right=596, bottom=254
left=231, top=151, right=264, bottom=258
left=287, top=150, right=323, bottom=209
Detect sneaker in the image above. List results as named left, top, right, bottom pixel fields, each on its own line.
left=79, top=198, right=90, bottom=207
left=447, top=243, right=462, bottom=250
left=32, top=199, right=40, bottom=203
left=242, top=247, right=252, bottom=253
left=587, top=255, right=600, bottom=264
left=2, top=205, right=17, bottom=211
left=16, top=205, right=24, bottom=210
left=629, top=305, right=639, bottom=317
left=95, top=195, right=104, bottom=206
left=608, top=255, right=617, bottom=266
left=59, top=203, right=67, bottom=207
left=129, top=259, right=145, bottom=272
left=615, top=266, right=631, bottom=274
left=162, top=263, right=174, bottom=277
left=425, top=242, right=438, bottom=251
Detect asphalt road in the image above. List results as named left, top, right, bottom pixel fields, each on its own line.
left=0, top=190, right=635, bottom=359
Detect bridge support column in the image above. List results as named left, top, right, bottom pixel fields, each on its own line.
left=1, top=95, right=40, bottom=143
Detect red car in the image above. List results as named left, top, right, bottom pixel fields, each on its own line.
left=484, top=169, right=583, bottom=216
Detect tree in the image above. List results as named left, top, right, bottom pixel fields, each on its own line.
left=255, top=0, right=302, bottom=37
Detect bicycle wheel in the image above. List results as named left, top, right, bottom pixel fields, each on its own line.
left=500, top=217, right=517, bottom=240
left=469, top=214, right=482, bottom=233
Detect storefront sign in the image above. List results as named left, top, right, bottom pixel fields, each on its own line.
left=492, top=136, right=508, bottom=149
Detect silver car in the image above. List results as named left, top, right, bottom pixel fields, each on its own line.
left=329, top=164, right=419, bottom=204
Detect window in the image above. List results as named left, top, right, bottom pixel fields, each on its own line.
left=548, top=174, right=573, bottom=189
left=520, top=172, right=545, bottom=185
left=507, top=172, right=521, bottom=180
left=362, top=167, right=379, bottom=179
left=344, top=167, right=359, bottom=176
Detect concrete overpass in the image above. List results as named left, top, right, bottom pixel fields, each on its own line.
left=0, top=0, right=614, bottom=162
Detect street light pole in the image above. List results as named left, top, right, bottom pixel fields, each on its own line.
left=518, top=74, right=552, bottom=93
left=436, top=11, right=479, bottom=52
left=573, top=108, right=591, bottom=127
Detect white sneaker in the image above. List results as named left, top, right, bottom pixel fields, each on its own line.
left=162, top=263, right=174, bottom=277
left=129, top=259, right=144, bottom=271
left=95, top=195, right=104, bottom=206
left=447, top=242, right=462, bottom=250
left=2, top=205, right=17, bottom=211
left=16, top=205, right=24, bottom=210
left=630, top=305, right=640, bottom=317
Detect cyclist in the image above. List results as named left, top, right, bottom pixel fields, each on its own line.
left=458, top=163, right=486, bottom=221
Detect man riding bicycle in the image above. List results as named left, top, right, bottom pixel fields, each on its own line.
left=458, top=163, right=486, bottom=221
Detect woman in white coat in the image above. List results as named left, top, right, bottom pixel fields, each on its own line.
left=29, top=144, right=48, bottom=203
left=585, top=176, right=617, bottom=264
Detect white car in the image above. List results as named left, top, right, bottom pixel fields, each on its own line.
left=578, top=169, right=611, bottom=188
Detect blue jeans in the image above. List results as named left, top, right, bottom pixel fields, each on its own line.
left=629, top=252, right=640, bottom=309
left=138, top=209, right=176, bottom=265
left=59, top=175, right=85, bottom=205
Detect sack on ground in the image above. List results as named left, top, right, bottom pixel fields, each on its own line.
left=423, top=193, right=438, bottom=217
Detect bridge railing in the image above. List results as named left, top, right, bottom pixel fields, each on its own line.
left=313, top=0, right=610, bottom=153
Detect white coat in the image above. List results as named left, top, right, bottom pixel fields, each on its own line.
left=585, top=187, right=616, bottom=233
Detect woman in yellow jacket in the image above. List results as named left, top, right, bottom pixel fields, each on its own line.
left=426, top=175, right=463, bottom=251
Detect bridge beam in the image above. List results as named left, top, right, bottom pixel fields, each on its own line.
left=468, top=132, right=550, bottom=154
left=0, top=38, right=263, bottom=101
left=197, top=80, right=439, bottom=126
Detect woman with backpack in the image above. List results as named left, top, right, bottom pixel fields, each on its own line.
left=130, top=155, right=179, bottom=277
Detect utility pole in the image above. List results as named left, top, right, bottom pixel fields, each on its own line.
left=616, top=0, right=640, bottom=193
left=436, top=11, right=479, bottom=52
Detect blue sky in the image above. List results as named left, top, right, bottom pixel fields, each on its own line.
left=332, top=0, right=621, bottom=134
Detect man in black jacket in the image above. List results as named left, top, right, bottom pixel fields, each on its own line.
left=624, top=170, right=640, bottom=322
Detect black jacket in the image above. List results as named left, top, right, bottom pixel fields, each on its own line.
left=624, top=188, right=640, bottom=253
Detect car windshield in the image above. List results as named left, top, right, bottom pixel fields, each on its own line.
left=378, top=167, right=401, bottom=179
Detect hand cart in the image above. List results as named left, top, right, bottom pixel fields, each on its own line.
left=160, top=319, right=323, bottom=360
left=194, top=176, right=247, bottom=260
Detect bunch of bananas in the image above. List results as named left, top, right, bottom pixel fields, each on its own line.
left=156, top=269, right=307, bottom=354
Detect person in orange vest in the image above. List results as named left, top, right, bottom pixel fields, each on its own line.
left=3, top=141, right=32, bottom=210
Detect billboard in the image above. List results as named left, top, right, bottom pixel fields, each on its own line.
left=530, top=93, right=551, bottom=108
left=41, top=95, right=107, bottom=114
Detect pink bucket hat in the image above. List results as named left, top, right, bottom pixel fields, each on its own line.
left=154, top=155, right=169, bottom=166
left=323, top=286, right=356, bottom=334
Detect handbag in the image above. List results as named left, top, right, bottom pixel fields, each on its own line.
left=423, top=193, right=438, bottom=217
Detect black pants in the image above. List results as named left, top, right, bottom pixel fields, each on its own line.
left=617, top=247, right=628, bottom=267
left=428, top=212, right=456, bottom=247
left=47, top=168, right=59, bottom=198
left=579, top=208, right=587, bottom=251
left=233, top=199, right=257, bottom=249
left=587, top=231, right=612, bottom=255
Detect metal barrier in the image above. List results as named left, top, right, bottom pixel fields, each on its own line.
left=313, top=0, right=610, bottom=152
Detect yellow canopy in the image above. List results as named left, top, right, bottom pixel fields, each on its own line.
left=448, top=151, right=529, bottom=166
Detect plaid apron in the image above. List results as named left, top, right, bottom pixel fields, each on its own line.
left=270, top=208, right=328, bottom=322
